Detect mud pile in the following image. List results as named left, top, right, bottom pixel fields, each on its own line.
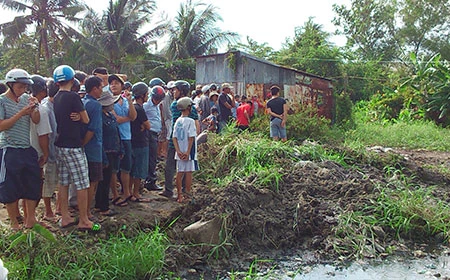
left=166, top=149, right=450, bottom=274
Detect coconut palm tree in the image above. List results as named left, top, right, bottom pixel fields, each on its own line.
left=0, top=0, right=85, bottom=73
left=80, top=0, right=169, bottom=74
left=165, top=0, right=239, bottom=60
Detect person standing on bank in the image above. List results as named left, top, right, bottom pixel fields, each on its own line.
left=0, top=69, right=41, bottom=230
left=53, top=65, right=101, bottom=232
left=266, top=85, right=288, bottom=141
left=217, top=83, right=235, bottom=132
left=129, top=82, right=151, bottom=202
left=143, top=85, right=166, bottom=191
left=160, top=80, right=199, bottom=199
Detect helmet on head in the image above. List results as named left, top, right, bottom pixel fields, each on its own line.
left=47, top=80, right=60, bottom=97
left=30, top=75, right=47, bottom=95
left=5, top=69, right=33, bottom=85
left=149, top=78, right=166, bottom=88
left=151, top=86, right=166, bottom=101
left=131, top=82, right=149, bottom=98
left=71, top=78, right=80, bottom=92
left=209, top=83, right=217, bottom=91
left=174, top=80, right=190, bottom=96
left=124, top=81, right=132, bottom=90
left=166, top=80, right=176, bottom=89
left=53, top=65, right=75, bottom=82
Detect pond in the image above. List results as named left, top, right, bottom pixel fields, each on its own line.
left=273, top=252, right=450, bottom=280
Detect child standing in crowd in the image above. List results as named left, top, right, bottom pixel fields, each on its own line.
left=202, top=106, right=219, bottom=133
left=173, top=97, right=199, bottom=203
left=0, top=69, right=41, bottom=230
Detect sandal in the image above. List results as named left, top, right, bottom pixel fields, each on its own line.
left=130, top=196, right=151, bottom=203
left=113, top=196, right=131, bottom=207
left=78, top=223, right=102, bottom=233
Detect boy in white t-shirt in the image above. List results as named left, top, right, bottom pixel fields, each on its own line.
left=172, top=97, right=199, bottom=203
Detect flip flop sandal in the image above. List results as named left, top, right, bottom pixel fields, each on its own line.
left=59, top=218, right=78, bottom=229
left=78, top=223, right=102, bottom=233
left=130, top=196, right=151, bottom=203
left=99, top=209, right=118, bottom=217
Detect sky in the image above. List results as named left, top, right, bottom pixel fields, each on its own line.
left=0, top=0, right=351, bottom=51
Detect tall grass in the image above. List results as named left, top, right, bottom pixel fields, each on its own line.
left=1, top=227, right=167, bottom=279
left=346, top=107, right=450, bottom=151
left=197, top=129, right=295, bottom=190
left=333, top=167, right=450, bottom=259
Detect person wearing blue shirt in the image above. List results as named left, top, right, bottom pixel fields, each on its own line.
left=109, top=74, right=136, bottom=206
left=143, top=85, right=166, bottom=191
left=82, top=76, right=104, bottom=219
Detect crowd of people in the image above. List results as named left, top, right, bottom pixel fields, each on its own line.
left=0, top=64, right=288, bottom=232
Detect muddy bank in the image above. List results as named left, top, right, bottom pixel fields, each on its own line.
left=164, top=148, right=450, bottom=276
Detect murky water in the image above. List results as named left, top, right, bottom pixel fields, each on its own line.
left=273, top=254, right=450, bottom=280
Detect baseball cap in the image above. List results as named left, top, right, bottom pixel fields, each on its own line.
left=108, top=74, right=124, bottom=85
left=177, top=96, right=193, bottom=110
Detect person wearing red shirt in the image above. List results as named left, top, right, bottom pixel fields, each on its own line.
left=236, top=95, right=252, bottom=131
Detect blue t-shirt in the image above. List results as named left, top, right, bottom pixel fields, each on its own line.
left=143, top=99, right=162, bottom=133
left=82, top=94, right=103, bottom=163
left=114, top=97, right=132, bottom=140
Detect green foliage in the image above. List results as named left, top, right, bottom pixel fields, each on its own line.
left=275, top=17, right=342, bottom=80
left=1, top=227, right=167, bottom=279
left=345, top=114, right=450, bottom=151
left=286, top=106, right=340, bottom=144
left=333, top=173, right=450, bottom=259
left=231, top=36, right=275, bottom=61
left=197, top=129, right=295, bottom=190
left=165, top=0, right=238, bottom=60
left=334, top=91, right=355, bottom=129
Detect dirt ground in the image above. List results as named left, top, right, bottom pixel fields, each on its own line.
left=1, top=147, right=449, bottom=277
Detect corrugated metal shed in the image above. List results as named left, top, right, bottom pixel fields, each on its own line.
left=195, top=51, right=334, bottom=119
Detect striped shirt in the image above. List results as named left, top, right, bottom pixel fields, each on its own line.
left=0, top=93, right=33, bottom=148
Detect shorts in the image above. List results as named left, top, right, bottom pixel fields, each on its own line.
left=131, top=146, right=149, bottom=179
left=0, top=147, right=42, bottom=203
left=176, top=159, right=199, bottom=172
left=165, top=119, right=172, bottom=141
left=42, top=162, right=58, bottom=198
left=270, top=118, right=287, bottom=139
left=56, top=147, right=90, bottom=191
left=158, top=124, right=167, bottom=142
left=119, top=140, right=132, bottom=173
left=88, top=161, right=103, bottom=182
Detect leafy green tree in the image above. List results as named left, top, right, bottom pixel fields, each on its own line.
left=79, top=0, right=168, bottom=73
left=332, top=0, right=398, bottom=61
left=274, top=18, right=342, bottom=81
left=0, top=0, right=85, bottom=73
left=165, top=0, right=239, bottom=60
left=397, top=0, right=450, bottom=60
left=231, top=36, right=275, bottom=60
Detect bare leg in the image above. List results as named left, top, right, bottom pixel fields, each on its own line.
left=43, top=197, right=55, bottom=219
left=109, top=173, right=119, bottom=200
left=24, top=199, right=38, bottom=228
left=120, top=171, right=131, bottom=199
left=184, top=172, right=192, bottom=194
left=76, top=188, right=93, bottom=229
left=5, top=202, right=20, bottom=230
left=59, top=185, right=75, bottom=227
left=131, top=177, right=141, bottom=198
left=87, top=181, right=98, bottom=219
left=176, top=172, right=184, bottom=203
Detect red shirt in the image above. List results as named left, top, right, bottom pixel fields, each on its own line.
left=236, top=103, right=251, bottom=126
